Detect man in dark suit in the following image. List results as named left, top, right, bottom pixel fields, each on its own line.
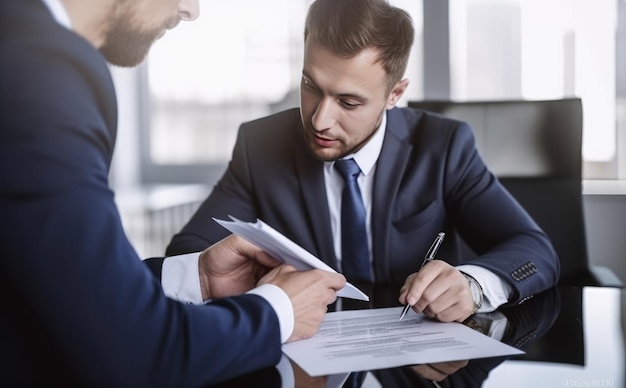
left=0, top=0, right=346, bottom=385
left=167, top=0, right=559, bottom=324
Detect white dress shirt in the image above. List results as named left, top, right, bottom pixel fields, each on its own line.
left=324, top=111, right=511, bottom=312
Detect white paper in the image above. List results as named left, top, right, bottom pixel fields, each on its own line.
left=282, top=306, right=524, bottom=377
left=213, top=216, right=369, bottom=301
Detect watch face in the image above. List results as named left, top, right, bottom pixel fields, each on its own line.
left=470, top=285, right=481, bottom=314
left=464, top=274, right=483, bottom=309
left=471, top=283, right=481, bottom=304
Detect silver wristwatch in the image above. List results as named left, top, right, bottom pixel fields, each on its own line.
left=462, top=273, right=483, bottom=314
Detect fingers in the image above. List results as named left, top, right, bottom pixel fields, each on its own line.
left=222, top=234, right=282, bottom=268
left=398, top=260, right=446, bottom=307
left=264, top=268, right=345, bottom=343
left=411, top=360, right=469, bottom=381
left=398, top=261, right=474, bottom=322
left=431, top=360, right=469, bottom=375
left=411, top=364, right=447, bottom=381
left=199, top=236, right=287, bottom=299
left=257, top=264, right=297, bottom=286
left=283, top=269, right=344, bottom=307
left=204, top=237, right=346, bottom=340
left=200, top=234, right=280, bottom=278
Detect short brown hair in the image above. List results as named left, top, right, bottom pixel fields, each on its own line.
left=304, top=0, right=414, bottom=92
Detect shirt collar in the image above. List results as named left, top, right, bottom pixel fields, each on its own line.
left=40, top=0, right=72, bottom=29
left=342, top=110, right=387, bottom=176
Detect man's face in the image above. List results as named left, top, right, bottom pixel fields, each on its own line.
left=299, top=41, right=406, bottom=161
left=100, top=0, right=199, bottom=67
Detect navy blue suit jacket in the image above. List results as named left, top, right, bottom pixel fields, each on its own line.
left=167, top=107, right=559, bottom=304
left=0, top=1, right=282, bottom=385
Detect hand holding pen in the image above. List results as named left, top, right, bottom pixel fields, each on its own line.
left=399, top=232, right=445, bottom=320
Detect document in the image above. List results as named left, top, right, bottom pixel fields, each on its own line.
left=213, top=216, right=369, bottom=301
left=282, top=306, right=524, bottom=376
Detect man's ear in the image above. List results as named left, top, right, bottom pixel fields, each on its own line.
left=385, top=79, right=409, bottom=109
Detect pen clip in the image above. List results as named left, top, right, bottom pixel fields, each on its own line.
left=421, top=232, right=445, bottom=268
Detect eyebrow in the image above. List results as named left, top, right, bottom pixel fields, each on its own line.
left=301, top=71, right=369, bottom=103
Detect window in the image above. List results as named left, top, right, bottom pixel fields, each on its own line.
left=140, top=0, right=423, bottom=185
left=138, top=0, right=624, bottom=184
left=449, top=0, right=623, bottom=178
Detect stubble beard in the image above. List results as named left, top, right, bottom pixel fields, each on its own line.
left=99, top=15, right=173, bottom=67
left=303, top=124, right=379, bottom=162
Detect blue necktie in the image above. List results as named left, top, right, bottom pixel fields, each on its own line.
left=335, top=158, right=372, bottom=283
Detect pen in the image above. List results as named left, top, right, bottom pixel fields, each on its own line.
left=399, top=232, right=446, bottom=320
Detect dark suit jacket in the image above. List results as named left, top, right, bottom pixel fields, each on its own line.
left=0, top=1, right=281, bottom=385
left=167, top=107, right=559, bottom=304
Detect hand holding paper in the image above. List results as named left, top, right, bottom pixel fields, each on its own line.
left=213, top=216, right=369, bottom=301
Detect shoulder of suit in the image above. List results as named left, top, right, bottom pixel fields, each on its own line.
left=235, top=108, right=304, bottom=157
left=241, top=107, right=300, bottom=126
left=391, top=106, right=471, bottom=141
left=396, top=106, right=466, bottom=126
left=2, top=0, right=115, bottom=110
left=239, top=108, right=302, bottom=139
left=1, top=1, right=118, bottom=162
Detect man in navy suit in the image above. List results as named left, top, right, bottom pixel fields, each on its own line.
left=168, top=0, right=560, bottom=324
left=0, top=0, right=346, bottom=385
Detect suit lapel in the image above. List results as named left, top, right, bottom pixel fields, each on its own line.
left=371, top=108, right=414, bottom=280
left=293, top=119, right=339, bottom=270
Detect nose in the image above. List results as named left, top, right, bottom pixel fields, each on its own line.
left=179, top=0, right=200, bottom=21
left=311, top=98, right=336, bottom=132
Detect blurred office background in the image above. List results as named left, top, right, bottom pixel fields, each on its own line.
left=108, top=0, right=625, bottom=304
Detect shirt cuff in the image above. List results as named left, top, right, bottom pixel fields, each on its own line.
left=247, top=284, right=294, bottom=343
left=456, top=264, right=512, bottom=312
left=162, top=255, right=294, bottom=342
left=161, top=252, right=204, bottom=304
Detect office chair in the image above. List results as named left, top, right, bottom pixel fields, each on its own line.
left=408, top=98, right=622, bottom=287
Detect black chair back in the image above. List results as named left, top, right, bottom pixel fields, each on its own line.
left=408, top=98, right=621, bottom=286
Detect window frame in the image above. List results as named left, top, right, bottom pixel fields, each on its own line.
left=136, top=0, right=625, bottom=185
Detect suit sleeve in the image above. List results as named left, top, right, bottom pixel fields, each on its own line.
left=143, top=257, right=165, bottom=279
left=0, top=24, right=282, bottom=385
left=442, top=122, right=559, bottom=302
left=166, top=125, right=261, bottom=255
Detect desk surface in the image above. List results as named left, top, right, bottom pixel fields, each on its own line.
left=483, top=287, right=624, bottom=388
left=217, top=286, right=624, bottom=387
